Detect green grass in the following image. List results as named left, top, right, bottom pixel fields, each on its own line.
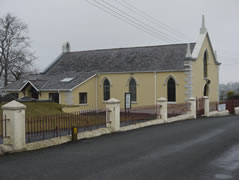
left=0, top=102, right=63, bottom=117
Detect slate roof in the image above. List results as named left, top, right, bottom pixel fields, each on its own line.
left=45, top=43, right=195, bottom=75
left=4, top=72, right=96, bottom=91
left=3, top=43, right=196, bottom=91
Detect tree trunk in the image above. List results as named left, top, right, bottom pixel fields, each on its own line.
left=4, top=58, right=8, bottom=86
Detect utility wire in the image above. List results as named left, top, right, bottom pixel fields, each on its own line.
left=86, top=0, right=178, bottom=43
left=85, top=0, right=167, bottom=41
left=99, top=0, right=180, bottom=43
left=119, top=0, right=193, bottom=42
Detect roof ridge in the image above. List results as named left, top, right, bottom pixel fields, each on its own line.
left=69, top=42, right=196, bottom=54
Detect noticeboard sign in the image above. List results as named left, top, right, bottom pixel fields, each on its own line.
left=125, top=93, right=131, bottom=109
left=218, top=104, right=226, bottom=112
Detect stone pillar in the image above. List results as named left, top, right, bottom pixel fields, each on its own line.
left=1, top=100, right=26, bottom=150
left=105, top=98, right=120, bottom=132
left=188, top=97, right=196, bottom=119
left=203, top=96, right=209, bottom=117
left=157, top=97, right=167, bottom=122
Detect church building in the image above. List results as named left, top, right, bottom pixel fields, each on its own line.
left=3, top=16, right=221, bottom=110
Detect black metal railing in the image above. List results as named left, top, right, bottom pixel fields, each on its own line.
left=0, top=115, right=2, bottom=144
left=220, top=99, right=239, bottom=114
left=168, top=102, right=191, bottom=118
left=26, top=109, right=106, bottom=143
left=196, top=98, right=204, bottom=116
left=120, top=105, right=158, bottom=126
left=0, top=115, right=9, bottom=144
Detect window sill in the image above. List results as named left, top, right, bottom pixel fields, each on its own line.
left=79, top=104, right=88, bottom=106
left=168, top=101, right=176, bottom=104
left=131, top=101, right=137, bottom=104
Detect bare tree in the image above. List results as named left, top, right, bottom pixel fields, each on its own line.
left=0, top=13, right=36, bottom=87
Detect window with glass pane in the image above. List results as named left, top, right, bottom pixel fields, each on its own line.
left=129, top=79, right=136, bottom=101
left=204, top=51, right=208, bottom=78
left=167, top=78, right=176, bottom=102
left=49, top=93, right=59, bottom=103
left=79, top=93, right=87, bottom=104
left=103, top=79, right=110, bottom=101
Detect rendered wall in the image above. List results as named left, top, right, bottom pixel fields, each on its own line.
left=9, top=71, right=187, bottom=110
left=157, top=72, right=186, bottom=103
left=61, top=77, right=97, bottom=110
left=39, top=92, right=49, bottom=100
left=191, top=35, right=219, bottom=102
left=97, top=72, right=186, bottom=109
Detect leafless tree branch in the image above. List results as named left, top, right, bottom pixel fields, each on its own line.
left=0, top=13, right=36, bottom=86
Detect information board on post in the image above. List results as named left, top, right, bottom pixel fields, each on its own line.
left=125, top=93, right=131, bottom=109
left=218, top=104, right=226, bottom=112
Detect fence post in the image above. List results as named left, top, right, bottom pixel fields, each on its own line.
left=105, top=98, right=120, bottom=132
left=203, top=96, right=210, bottom=117
left=157, top=97, right=167, bottom=122
left=1, top=100, right=26, bottom=150
left=188, top=97, right=196, bottom=119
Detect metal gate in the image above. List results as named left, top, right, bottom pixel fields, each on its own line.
left=221, top=99, right=239, bottom=114
left=0, top=115, right=9, bottom=144
left=196, top=97, right=204, bottom=116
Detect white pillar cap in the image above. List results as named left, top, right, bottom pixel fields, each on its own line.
left=105, top=98, right=120, bottom=104
left=2, top=100, right=26, bottom=110
left=157, top=97, right=167, bottom=102
left=188, top=97, right=196, bottom=101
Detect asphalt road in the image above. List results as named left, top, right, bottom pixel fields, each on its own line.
left=1, top=115, right=239, bottom=180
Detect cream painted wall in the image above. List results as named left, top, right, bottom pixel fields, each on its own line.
left=97, top=73, right=157, bottom=109
left=59, top=77, right=97, bottom=110
left=39, top=92, right=49, bottom=100
left=19, top=92, right=24, bottom=99
left=11, top=71, right=187, bottom=110
left=157, top=72, right=186, bottom=103
left=97, top=72, right=186, bottom=109
left=192, top=35, right=219, bottom=102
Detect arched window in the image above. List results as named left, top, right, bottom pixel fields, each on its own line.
left=167, top=78, right=176, bottom=102
left=203, top=51, right=208, bottom=78
left=103, top=79, right=110, bottom=101
left=129, top=79, right=137, bottom=101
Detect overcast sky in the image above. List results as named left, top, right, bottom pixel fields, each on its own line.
left=1, top=0, right=239, bottom=83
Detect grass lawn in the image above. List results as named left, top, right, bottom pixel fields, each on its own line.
left=0, top=102, right=63, bottom=117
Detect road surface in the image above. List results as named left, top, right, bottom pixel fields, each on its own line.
left=1, top=115, right=239, bottom=180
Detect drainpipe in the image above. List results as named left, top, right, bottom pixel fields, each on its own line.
left=96, top=74, right=98, bottom=109
left=154, top=72, right=157, bottom=105
left=58, top=90, right=61, bottom=104
left=218, top=65, right=220, bottom=102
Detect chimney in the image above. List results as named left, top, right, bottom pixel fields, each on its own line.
left=62, top=41, right=71, bottom=53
